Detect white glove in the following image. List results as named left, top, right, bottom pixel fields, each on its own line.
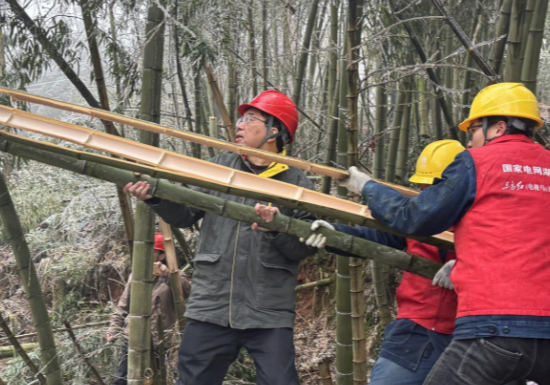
left=432, top=260, right=456, bottom=290
left=339, top=166, right=372, bottom=195
left=302, top=220, right=335, bottom=248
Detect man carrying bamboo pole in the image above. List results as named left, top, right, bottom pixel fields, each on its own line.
left=280, top=140, right=463, bottom=385
left=123, top=90, right=316, bottom=385
left=329, top=83, right=550, bottom=385
left=107, top=233, right=191, bottom=385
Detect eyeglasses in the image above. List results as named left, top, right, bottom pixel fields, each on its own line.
left=236, top=115, right=267, bottom=125
left=467, top=124, right=483, bottom=137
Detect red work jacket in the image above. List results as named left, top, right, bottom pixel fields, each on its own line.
left=396, top=239, right=458, bottom=334
left=453, top=135, right=550, bottom=318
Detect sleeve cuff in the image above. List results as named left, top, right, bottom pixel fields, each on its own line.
left=145, top=197, right=162, bottom=206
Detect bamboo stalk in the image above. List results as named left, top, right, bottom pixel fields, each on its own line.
left=0, top=139, right=443, bottom=278
left=387, top=0, right=457, bottom=140
left=63, top=321, right=106, bottom=385
left=0, top=87, right=419, bottom=194
left=80, top=0, right=135, bottom=255
left=430, top=0, right=498, bottom=81
left=204, top=62, right=236, bottom=142
left=247, top=0, right=259, bottom=95
left=295, top=276, right=335, bottom=291
left=0, top=173, right=62, bottom=385
left=0, top=343, right=38, bottom=359
left=520, top=0, right=549, bottom=93
left=318, top=359, right=334, bottom=385
left=169, top=226, right=193, bottom=266
left=492, top=0, right=512, bottom=74
left=0, top=313, right=46, bottom=384
left=0, top=321, right=110, bottom=342
left=0, top=130, right=454, bottom=250
left=128, top=0, right=166, bottom=382
left=158, top=220, right=186, bottom=332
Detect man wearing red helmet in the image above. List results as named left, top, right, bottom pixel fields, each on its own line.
left=107, top=233, right=191, bottom=385
left=123, top=90, right=315, bottom=385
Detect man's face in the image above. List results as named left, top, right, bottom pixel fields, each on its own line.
left=235, top=108, right=269, bottom=148
left=468, top=118, right=507, bottom=148
left=154, top=250, right=165, bottom=263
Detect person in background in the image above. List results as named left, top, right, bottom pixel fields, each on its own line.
left=107, top=232, right=190, bottom=385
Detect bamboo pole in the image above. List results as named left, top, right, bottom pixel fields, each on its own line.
left=505, top=0, right=524, bottom=82
left=247, top=0, right=258, bottom=96
left=492, top=0, right=512, bottom=74
left=0, top=140, right=443, bottom=278
left=0, top=129, right=453, bottom=249
left=63, top=320, right=106, bottom=385
left=169, top=226, right=193, bottom=267
left=204, top=62, right=236, bottom=142
left=156, top=312, right=167, bottom=385
left=128, top=0, right=166, bottom=382
left=158, top=220, right=186, bottom=332
left=0, top=321, right=110, bottom=342
left=295, top=276, right=335, bottom=291
left=0, top=313, right=46, bottom=384
left=396, top=85, right=412, bottom=183
left=0, top=87, right=419, bottom=194
left=347, top=2, right=366, bottom=382
left=0, top=343, right=38, bottom=359
left=80, top=0, right=135, bottom=254
left=0, top=173, right=63, bottom=385
left=520, top=0, right=549, bottom=93
left=431, top=0, right=498, bottom=81
left=387, top=0, right=457, bottom=140
left=318, top=359, right=334, bottom=385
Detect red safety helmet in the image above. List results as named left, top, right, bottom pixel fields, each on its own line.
left=154, top=232, right=165, bottom=252
left=238, top=90, right=299, bottom=143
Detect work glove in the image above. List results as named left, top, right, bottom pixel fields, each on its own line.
left=302, top=220, right=334, bottom=248
left=339, top=166, right=372, bottom=195
left=432, top=260, right=456, bottom=290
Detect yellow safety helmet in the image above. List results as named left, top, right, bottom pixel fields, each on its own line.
left=409, top=140, right=465, bottom=185
left=458, top=83, right=543, bottom=132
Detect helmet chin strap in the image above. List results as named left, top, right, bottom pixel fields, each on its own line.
left=482, top=117, right=491, bottom=145
left=256, top=116, right=287, bottom=150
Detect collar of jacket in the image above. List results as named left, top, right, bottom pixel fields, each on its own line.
left=484, top=133, right=535, bottom=147
left=241, top=149, right=290, bottom=178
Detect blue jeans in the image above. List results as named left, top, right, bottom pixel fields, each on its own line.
left=369, top=354, right=439, bottom=385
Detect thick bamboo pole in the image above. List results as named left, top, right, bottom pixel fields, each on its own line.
left=347, top=2, right=366, bottom=382
left=128, top=0, right=166, bottom=382
left=0, top=129, right=453, bottom=249
left=0, top=312, right=46, bottom=384
left=0, top=140, right=443, bottom=277
left=492, top=0, right=512, bottom=74
left=158, top=219, right=186, bottom=332
left=0, top=173, right=63, bottom=385
left=0, top=87, right=418, bottom=195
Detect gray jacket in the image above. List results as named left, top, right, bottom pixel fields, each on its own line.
left=148, top=153, right=316, bottom=329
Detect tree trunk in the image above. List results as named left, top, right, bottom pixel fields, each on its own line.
left=0, top=173, right=63, bottom=385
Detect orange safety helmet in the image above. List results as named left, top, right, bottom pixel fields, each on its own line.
left=238, top=90, right=299, bottom=143
left=154, top=232, right=165, bottom=252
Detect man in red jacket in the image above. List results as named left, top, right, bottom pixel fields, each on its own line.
left=335, top=83, right=550, bottom=385
left=302, top=140, right=464, bottom=385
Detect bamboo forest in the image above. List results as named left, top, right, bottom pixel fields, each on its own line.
left=0, top=0, right=549, bottom=384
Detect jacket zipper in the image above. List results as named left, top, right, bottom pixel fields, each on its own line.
left=228, top=197, right=246, bottom=328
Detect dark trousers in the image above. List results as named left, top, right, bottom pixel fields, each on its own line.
left=424, top=337, right=550, bottom=385
left=175, top=319, right=299, bottom=385
left=112, top=344, right=128, bottom=385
